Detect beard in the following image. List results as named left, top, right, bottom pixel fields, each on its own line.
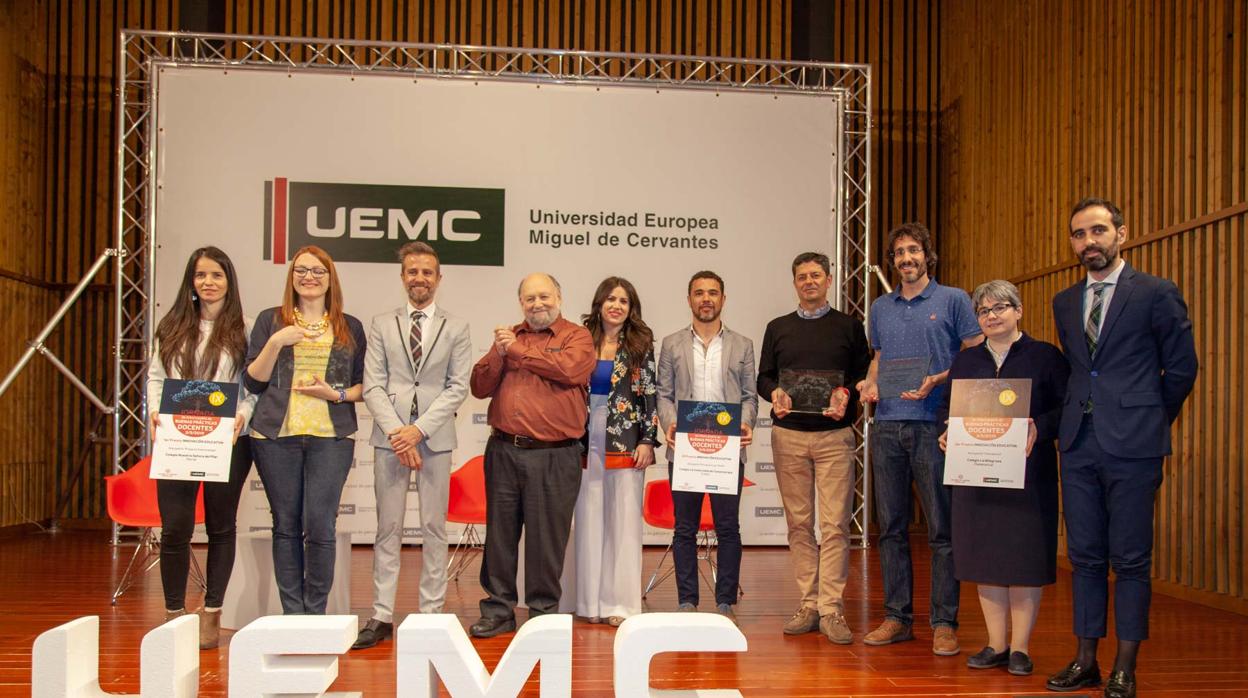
left=1079, top=242, right=1120, bottom=271
left=526, top=308, right=558, bottom=330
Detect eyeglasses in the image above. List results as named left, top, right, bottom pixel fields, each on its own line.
left=293, top=266, right=328, bottom=278
left=976, top=302, right=1015, bottom=319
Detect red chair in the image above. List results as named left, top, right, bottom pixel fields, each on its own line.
left=446, top=455, right=487, bottom=582
left=641, top=478, right=754, bottom=600
left=104, top=456, right=206, bottom=604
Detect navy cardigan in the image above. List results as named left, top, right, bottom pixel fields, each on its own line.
left=244, top=307, right=367, bottom=440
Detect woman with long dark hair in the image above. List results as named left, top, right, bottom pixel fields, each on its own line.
left=244, top=245, right=366, bottom=615
left=563, top=276, right=658, bottom=625
left=146, top=246, right=253, bottom=649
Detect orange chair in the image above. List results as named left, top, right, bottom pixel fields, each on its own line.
left=446, top=455, right=487, bottom=582
left=104, top=456, right=206, bottom=604
left=641, top=478, right=753, bottom=600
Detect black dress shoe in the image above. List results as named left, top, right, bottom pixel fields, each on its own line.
left=966, top=646, right=1010, bottom=669
left=1007, top=651, right=1033, bottom=676
left=350, top=619, right=393, bottom=650
left=469, top=616, right=517, bottom=638
left=1045, top=660, right=1102, bottom=692
left=1104, top=670, right=1136, bottom=698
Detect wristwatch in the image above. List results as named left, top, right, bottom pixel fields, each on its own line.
left=335, top=388, right=346, bottom=404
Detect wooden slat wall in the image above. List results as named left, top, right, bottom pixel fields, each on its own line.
left=796, top=0, right=943, bottom=277
left=1, top=0, right=793, bottom=522
left=939, top=0, right=1248, bottom=613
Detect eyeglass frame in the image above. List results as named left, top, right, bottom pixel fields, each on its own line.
left=292, top=266, right=329, bottom=278
left=975, top=302, right=1016, bottom=319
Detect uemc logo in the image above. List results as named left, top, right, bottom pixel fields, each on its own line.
left=755, top=461, right=775, bottom=473
left=754, top=506, right=785, bottom=517
left=263, top=179, right=505, bottom=266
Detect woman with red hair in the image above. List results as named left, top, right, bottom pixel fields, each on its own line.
left=245, top=246, right=367, bottom=615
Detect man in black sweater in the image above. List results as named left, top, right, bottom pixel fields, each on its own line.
left=757, top=251, right=871, bottom=644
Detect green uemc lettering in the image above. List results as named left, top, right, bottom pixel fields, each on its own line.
left=285, top=182, right=505, bottom=266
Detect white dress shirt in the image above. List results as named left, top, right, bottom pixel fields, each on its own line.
left=1082, top=258, right=1126, bottom=333
left=689, top=324, right=726, bottom=402
left=404, top=300, right=437, bottom=373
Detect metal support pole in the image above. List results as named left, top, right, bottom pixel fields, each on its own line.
left=0, top=249, right=120, bottom=401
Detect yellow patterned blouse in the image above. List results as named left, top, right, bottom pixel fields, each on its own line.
left=277, top=328, right=335, bottom=438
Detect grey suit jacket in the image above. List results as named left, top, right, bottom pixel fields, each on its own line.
left=363, top=305, right=473, bottom=454
left=656, top=325, right=758, bottom=462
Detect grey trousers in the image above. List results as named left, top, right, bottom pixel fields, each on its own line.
left=370, top=442, right=451, bottom=621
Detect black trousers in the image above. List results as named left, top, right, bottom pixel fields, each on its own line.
left=156, top=435, right=252, bottom=611
left=668, top=458, right=744, bottom=607
left=479, top=436, right=582, bottom=620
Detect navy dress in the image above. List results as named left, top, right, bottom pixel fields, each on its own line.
left=941, top=333, right=1070, bottom=586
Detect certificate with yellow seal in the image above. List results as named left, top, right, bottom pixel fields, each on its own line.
left=943, top=378, right=1031, bottom=489
left=151, top=379, right=240, bottom=482
left=671, top=400, right=743, bottom=495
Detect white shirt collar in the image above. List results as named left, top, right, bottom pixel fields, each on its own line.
left=407, top=300, right=437, bottom=318
left=1085, top=258, right=1126, bottom=288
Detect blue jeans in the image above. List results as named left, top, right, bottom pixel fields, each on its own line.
left=870, top=420, right=958, bottom=628
left=252, top=435, right=355, bottom=614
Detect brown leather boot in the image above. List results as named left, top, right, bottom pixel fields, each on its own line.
left=198, top=608, right=221, bottom=650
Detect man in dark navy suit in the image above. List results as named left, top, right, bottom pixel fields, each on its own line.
left=1045, top=198, right=1198, bottom=698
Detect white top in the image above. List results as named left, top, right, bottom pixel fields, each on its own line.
left=404, top=301, right=437, bottom=372
left=689, top=324, right=726, bottom=402
left=146, top=316, right=257, bottom=431
left=1082, top=258, right=1126, bottom=332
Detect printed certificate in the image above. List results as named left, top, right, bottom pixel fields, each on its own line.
left=671, top=400, right=742, bottom=495
left=943, top=378, right=1031, bottom=489
left=151, top=379, right=239, bottom=482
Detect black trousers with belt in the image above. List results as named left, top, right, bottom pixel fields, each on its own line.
left=479, top=435, right=583, bottom=620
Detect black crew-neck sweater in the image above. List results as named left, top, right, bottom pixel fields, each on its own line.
left=756, top=310, right=872, bottom=431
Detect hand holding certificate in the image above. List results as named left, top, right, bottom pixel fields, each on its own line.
left=151, top=379, right=240, bottom=482
left=943, top=378, right=1031, bottom=489
left=671, top=400, right=743, bottom=495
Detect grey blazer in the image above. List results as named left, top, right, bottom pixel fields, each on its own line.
left=656, top=325, right=758, bottom=462
left=362, top=305, right=473, bottom=454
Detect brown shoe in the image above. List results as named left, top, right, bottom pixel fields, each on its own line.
left=863, top=618, right=914, bottom=646
left=783, top=606, right=820, bottom=635
left=819, top=612, right=853, bottom=645
left=606, top=616, right=625, bottom=627
left=164, top=608, right=186, bottom=622
left=932, top=625, right=960, bottom=656
left=198, top=609, right=221, bottom=650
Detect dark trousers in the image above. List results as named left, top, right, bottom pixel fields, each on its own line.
left=157, top=435, right=252, bottom=611
left=479, top=437, right=582, bottom=620
left=668, top=459, right=744, bottom=607
left=1061, top=416, right=1163, bottom=641
left=252, top=435, right=355, bottom=615
left=869, top=419, right=959, bottom=628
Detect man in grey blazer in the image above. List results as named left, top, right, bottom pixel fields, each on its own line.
left=657, top=270, right=757, bottom=623
left=353, top=242, right=473, bottom=649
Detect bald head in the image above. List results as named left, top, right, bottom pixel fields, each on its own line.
left=518, top=273, right=562, bottom=330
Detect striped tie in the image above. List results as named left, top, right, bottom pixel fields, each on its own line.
left=409, top=310, right=424, bottom=416
left=1084, top=282, right=1108, bottom=357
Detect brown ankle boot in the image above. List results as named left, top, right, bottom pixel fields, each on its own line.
left=198, top=609, right=220, bottom=650
left=164, top=608, right=186, bottom=622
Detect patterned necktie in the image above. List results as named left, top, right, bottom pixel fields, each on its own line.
left=1084, top=282, right=1108, bottom=357
left=409, top=310, right=424, bottom=415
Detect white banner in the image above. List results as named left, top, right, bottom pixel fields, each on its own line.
left=155, top=65, right=842, bottom=545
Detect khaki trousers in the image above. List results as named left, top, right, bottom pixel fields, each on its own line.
left=771, top=424, right=856, bottom=616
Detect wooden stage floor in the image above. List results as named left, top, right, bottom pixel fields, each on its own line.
left=1, top=530, right=1246, bottom=696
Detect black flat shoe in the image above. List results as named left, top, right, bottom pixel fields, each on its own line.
left=966, top=646, right=1010, bottom=669
left=469, top=616, right=517, bottom=638
left=1105, top=670, right=1136, bottom=698
left=1007, top=651, right=1033, bottom=676
left=1045, top=660, right=1101, bottom=692
left=350, top=619, right=393, bottom=650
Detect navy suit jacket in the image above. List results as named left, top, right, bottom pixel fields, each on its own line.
left=1052, top=262, right=1198, bottom=459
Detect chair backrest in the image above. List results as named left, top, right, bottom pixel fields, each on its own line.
left=642, top=479, right=676, bottom=530
left=447, top=455, right=487, bottom=525
left=105, top=456, right=204, bottom=528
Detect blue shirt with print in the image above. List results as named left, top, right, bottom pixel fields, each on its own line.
left=869, top=278, right=981, bottom=422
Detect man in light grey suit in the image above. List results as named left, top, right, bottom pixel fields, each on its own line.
left=354, top=241, right=473, bottom=650
left=657, top=270, right=757, bottom=623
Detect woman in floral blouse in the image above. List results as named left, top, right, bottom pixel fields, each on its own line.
left=562, top=276, right=659, bottom=626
